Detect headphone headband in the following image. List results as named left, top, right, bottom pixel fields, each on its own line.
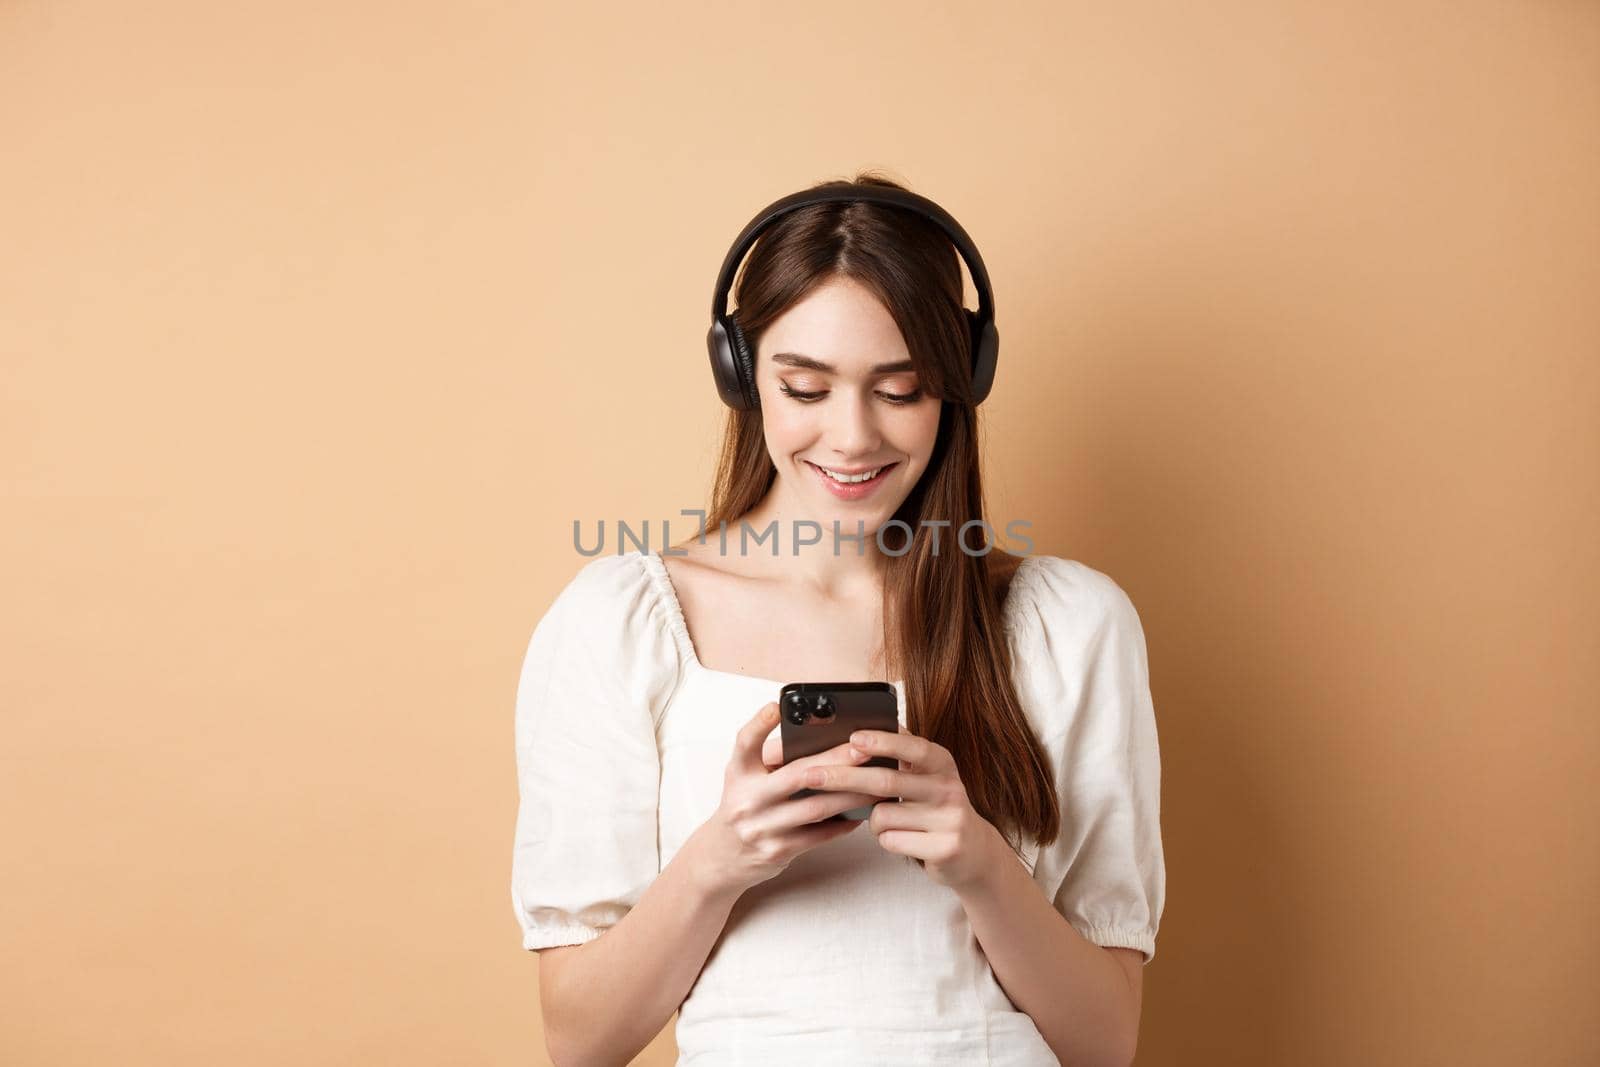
left=706, top=182, right=1000, bottom=409
left=710, top=182, right=995, bottom=325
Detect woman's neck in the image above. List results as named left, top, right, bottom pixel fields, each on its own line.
left=727, top=495, right=889, bottom=603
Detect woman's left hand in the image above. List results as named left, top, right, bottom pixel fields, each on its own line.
left=802, top=724, right=1004, bottom=893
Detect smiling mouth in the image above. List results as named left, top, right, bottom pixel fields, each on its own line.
left=806, top=461, right=897, bottom=484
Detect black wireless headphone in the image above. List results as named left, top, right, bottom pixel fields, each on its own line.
left=707, top=182, right=999, bottom=410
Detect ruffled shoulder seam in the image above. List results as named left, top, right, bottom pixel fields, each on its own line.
left=549, top=550, right=688, bottom=728
left=634, top=550, right=698, bottom=674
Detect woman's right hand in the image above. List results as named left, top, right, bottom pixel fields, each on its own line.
left=692, top=701, right=882, bottom=898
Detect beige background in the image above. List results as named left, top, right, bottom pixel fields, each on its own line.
left=3, top=1, right=1596, bottom=1064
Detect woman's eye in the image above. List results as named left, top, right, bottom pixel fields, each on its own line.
left=777, top=383, right=923, bottom=405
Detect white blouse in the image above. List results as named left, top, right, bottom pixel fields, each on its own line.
left=512, top=549, right=1165, bottom=1066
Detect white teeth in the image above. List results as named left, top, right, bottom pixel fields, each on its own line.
left=814, top=463, right=884, bottom=484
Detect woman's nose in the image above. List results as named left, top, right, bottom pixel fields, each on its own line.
left=827, top=391, right=882, bottom=456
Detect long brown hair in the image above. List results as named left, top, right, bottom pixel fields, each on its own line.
left=679, top=170, right=1060, bottom=855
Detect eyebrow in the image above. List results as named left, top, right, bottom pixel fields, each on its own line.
left=770, top=352, right=916, bottom=374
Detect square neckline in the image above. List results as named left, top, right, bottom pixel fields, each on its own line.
left=639, top=548, right=1040, bottom=690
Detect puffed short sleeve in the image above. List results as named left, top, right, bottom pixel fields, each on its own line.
left=1009, top=556, right=1167, bottom=964
left=511, top=552, right=684, bottom=951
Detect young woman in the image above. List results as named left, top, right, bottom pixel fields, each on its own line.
left=512, top=173, right=1166, bottom=1066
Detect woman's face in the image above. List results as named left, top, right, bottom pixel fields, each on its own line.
left=754, top=276, right=942, bottom=536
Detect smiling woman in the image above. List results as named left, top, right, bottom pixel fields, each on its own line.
left=512, top=172, right=1165, bottom=1067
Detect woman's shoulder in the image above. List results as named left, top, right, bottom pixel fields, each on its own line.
left=537, top=551, right=681, bottom=654
left=547, top=550, right=659, bottom=610
left=1006, top=552, right=1142, bottom=644
left=1004, top=554, right=1153, bottom=748
left=1009, top=552, right=1133, bottom=607
left=523, top=551, right=687, bottom=722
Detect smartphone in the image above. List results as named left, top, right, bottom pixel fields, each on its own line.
left=779, top=681, right=899, bottom=821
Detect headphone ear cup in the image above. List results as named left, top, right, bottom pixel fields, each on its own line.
left=707, top=315, right=756, bottom=410
left=728, top=314, right=760, bottom=410
left=965, top=308, right=999, bottom=405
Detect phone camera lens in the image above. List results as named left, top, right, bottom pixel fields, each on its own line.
left=784, top=691, right=810, bottom=725
left=813, top=693, right=835, bottom=719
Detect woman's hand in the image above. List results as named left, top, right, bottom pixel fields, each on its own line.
left=801, top=724, right=1006, bottom=893
left=691, top=702, right=881, bottom=899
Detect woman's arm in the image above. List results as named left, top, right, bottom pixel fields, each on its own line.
left=805, top=724, right=1147, bottom=1067
left=536, top=702, right=875, bottom=1065
left=537, top=826, right=742, bottom=1066
left=956, top=826, right=1141, bottom=1067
